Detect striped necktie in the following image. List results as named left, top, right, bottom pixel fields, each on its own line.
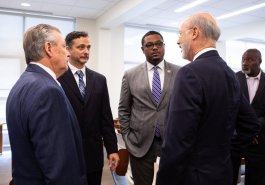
left=152, top=66, right=161, bottom=105
left=76, top=70, right=86, bottom=98
left=152, top=66, right=161, bottom=137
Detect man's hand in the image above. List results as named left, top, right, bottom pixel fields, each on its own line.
left=252, top=135, right=259, bottom=145
left=108, top=153, right=120, bottom=171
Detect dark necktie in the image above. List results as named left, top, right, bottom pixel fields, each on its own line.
left=152, top=66, right=161, bottom=137
left=76, top=70, right=86, bottom=98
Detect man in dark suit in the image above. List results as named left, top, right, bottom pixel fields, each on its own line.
left=232, top=48, right=265, bottom=185
left=118, top=31, right=180, bottom=185
left=156, top=13, right=260, bottom=185
left=6, top=24, right=87, bottom=185
left=58, top=31, right=119, bottom=185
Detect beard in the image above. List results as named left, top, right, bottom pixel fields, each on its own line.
left=181, top=41, right=192, bottom=61
left=242, top=68, right=251, bottom=75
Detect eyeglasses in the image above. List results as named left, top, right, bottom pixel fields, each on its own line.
left=144, top=41, right=164, bottom=49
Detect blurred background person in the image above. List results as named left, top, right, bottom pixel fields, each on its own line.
left=118, top=30, right=180, bottom=185
left=232, top=48, right=265, bottom=185
left=156, top=13, right=260, bottom=185
left=58, top=31, right=119, bottom=185
left=6, top=24, right=87, bottom=185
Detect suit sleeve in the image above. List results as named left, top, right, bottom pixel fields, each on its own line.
left=29, top=87, right=85, bottom=185
left=156, top=67, right=203, bottom=185
left=101, top=77, right=118, bottom=154
left=231, top=92, right=261, bottom=154
left=118, top=72, right=133, bottom=144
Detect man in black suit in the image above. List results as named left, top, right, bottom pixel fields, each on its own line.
left=232, top=48, right=265, bottom=185
left=58, top=31, right=119, bottom=185
left=156, top=13, right=260, bottom=185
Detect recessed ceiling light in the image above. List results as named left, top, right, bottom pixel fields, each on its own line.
left=175, top=0, right=208, bottom=13
left=21, top=2, right=31, bottom=7
left=217, top=2, right=265, bottom=20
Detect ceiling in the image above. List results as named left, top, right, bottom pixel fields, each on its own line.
left=0, top=0, right=265, bottom=42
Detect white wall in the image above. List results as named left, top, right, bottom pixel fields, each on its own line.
left=76, top=18, right=98, bottom=71
left=76, top=19, right=125, bottom=118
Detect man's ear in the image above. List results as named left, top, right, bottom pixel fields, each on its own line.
left=44, top=42, right=53, bottom=57
left=191, top=27, right=199, bottom=40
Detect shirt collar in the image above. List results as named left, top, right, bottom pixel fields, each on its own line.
left=193, top=48, right=216, bottom=61
left=30, top=62, right=57, bottom=80
left=30, top=62, right=61, bottom=86
left=68, top=61, right=86, bottom=75
left=146, top=60, right=165, bottom=71
left=245, top=70, right=261, bottom=80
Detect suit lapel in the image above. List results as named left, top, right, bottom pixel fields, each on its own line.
left=63, top=68, right=84, bottom=101
left=238, top=72, right=249, bottom=101
left=83, top=67, right=94, bottom=104
left=141, top=63, right=157, bottom=106
left=252, top=71, right=265, bottom=104
left=158, top=61, right=173, bottom=107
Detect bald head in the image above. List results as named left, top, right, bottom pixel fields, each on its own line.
left=186, top=12, right=220, bottom=41
left=177, top=12, right=221, bottom=61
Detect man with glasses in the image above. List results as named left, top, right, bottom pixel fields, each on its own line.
left=118, top=30, right=180, bottom=185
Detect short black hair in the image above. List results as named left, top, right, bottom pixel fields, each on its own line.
left=65, top=31, right=88, bottom=47
left=245, top=48, right=262, bottom=63
left=141, top=31, right=164, bottom=46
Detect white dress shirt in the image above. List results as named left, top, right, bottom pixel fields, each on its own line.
left=68, top=62, right=86, bottom=86
left=245, top=71, right=261, bottom=103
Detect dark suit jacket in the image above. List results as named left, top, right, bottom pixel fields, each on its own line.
left=156, top=50, right=260, bottom=185
left=58, top=67, right=118, bottom=173
left=6, top=64, right=87, bottom=185
left=236, top=71, right=265, bottom=154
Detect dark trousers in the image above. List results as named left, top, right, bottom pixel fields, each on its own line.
left=244, top=153, right=265, bottom=185
left=231, top=155, right=241, bottom=185
left=87, top=169, right=103, bottom=185
left=129, top=137, right=162, bottom=185
left=232, top=153, right=265, bottom=185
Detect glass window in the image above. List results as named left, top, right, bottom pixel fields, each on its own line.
left=0, top=58, right=21, bottom=122
left=226, top=40, right=265, bottom=72
left=25, top=16, right=75, bottom=37
left=0, top=13, right=75, bottom=125
left=124, top=26, right=265, bottom=73
left=0, top=14, right=23, bottom=56
left=124, top=27, right=189, bottom=70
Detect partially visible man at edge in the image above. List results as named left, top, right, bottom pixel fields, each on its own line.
left=232, top=48, right=265, bottom=185
left=156, top=13, right=260, bottom=185
left=6, top=24, right=87, bottom=185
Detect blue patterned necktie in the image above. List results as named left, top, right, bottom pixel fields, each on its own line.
left=76, top=70, right=86, bottom=98
left=152, top=66, right=161, bottom=137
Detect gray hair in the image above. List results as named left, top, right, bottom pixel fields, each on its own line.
left=189, top=14, right=221, bottom=41
left=23, top=24, right=61, bottom=64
